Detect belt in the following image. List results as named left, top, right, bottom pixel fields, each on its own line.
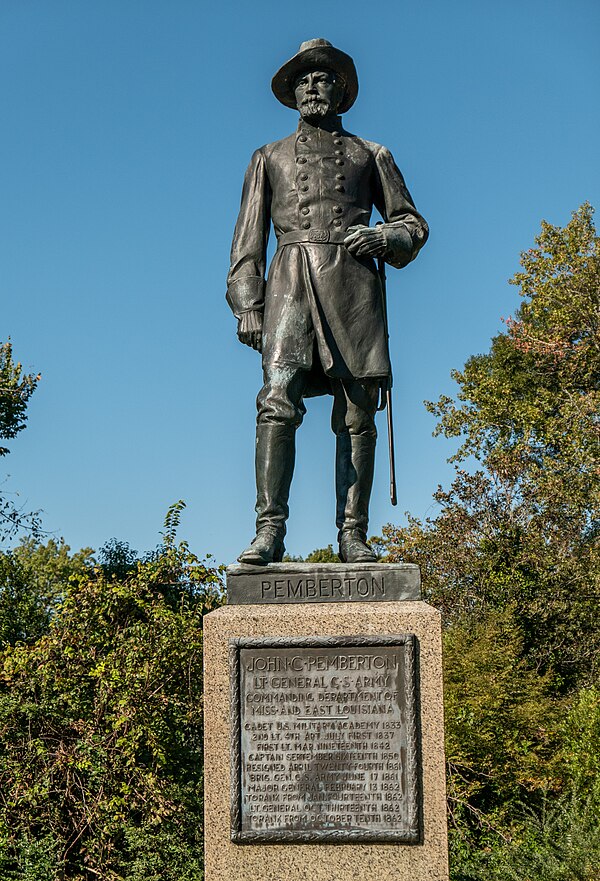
left=277, top=229, right=348, bottom=248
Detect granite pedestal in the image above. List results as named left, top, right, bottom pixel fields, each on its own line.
left=203, top=563, right=449, bottom=881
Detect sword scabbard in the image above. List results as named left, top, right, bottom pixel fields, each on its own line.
left=377, top=250, right=398, bottom=507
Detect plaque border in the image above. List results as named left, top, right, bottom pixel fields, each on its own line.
left=229, top=634, right=421, bottom=845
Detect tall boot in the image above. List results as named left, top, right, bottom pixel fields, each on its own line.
left=336, top=431, right=377, bottom=563
left=238, top=423, right=296, bottom=565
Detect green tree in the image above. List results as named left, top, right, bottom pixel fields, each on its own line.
left=0, top=539, right=94, bottom=649
left=383, top=203, right=600, bottom=686
left=379, top=205, right=600, bottom=877
left=0, top=340, right=39, bottom=457
left=430, top=203, right=598, bottom=497
left=98, top=539, right=140, bottom=580
left=0, top=340, right=41, bottom=541
left=306, top=544, right=340, bottom=563
left=449, top=687, right=600, bottom=881
left=442, top=611, right=559, bottom=864
left=0, top=505, right=224, bottom=880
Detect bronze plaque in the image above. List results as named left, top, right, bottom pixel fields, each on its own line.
left=229, top=635, right=420, bottom=844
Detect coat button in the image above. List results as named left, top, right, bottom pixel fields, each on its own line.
left=335, top=173, right=345, bottom=180
left=301, top=207, right=310, bottom=215
left=335, top=159, right=344, bottom=166
left=334, top=219, right=343, bottom=227
left=297, top=157, right=307, bottom=164
left=334, top=150, right=343, bottom=156
left=335, top=184, right=345, bottom=192
left=333, top=206, right=342, bottom=214
left=301, top=185, right=309, bottom=192
left=302, top=221, right=311, bottom=229
left=298, top=135, right=308, bottom=142
left=300, top=173, right=308, bottom=180
left=332, top=131, right=340, bottom=137
left=334, top=139, right=343, bottom=145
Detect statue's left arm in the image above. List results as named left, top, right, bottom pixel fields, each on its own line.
left=344, top=146, right=429, bottom=268
left=373, top=146, right=429, bottom=268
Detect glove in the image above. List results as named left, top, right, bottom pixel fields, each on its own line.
left=344, top=225, right=387, bottom=258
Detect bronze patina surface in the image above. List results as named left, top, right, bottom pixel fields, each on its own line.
left=229, top=634, right=420, bottom=844
left=226, top=562, right=421, bottom=605
left=228, top=39, right=428, bottom=566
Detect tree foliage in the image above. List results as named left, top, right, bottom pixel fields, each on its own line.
left=0, top=341, right=40, bottom=458
left=379, top=205, right=600, bottom=877
left=306, top=544, right=340, bottom=563
left=0, top=209, right=597, bottom=879
left=429, top=203, right=598, bottom=498
left=0, top=507, right=223, bottom=880
left=446, top=686, right=600, bottom=881
left=0, top=539, right=93, bottom=650
left=383, top=204, right=599, bottom=684
left=0, top=340, right=41, bottom=542
left=443, top=611, right=558, bottom=827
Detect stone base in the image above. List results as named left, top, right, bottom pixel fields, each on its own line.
left=226, top=562, right=421, bottom=605
left=203, top=599, right=449, bottom=881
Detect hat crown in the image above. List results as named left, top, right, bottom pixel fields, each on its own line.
left=298, top=38, right=332, bottom=53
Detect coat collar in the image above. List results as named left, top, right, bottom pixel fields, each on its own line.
left=297, top=115, right=344, bottom=136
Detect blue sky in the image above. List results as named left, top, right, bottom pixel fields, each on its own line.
left=2, top=0, right=599, bottom=562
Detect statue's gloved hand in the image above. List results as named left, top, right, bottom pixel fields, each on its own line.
left=237, top=310, right=263, bottom=352
left=344, top=224, right=387, bottom=258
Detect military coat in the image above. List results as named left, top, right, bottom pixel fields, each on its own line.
left=227, top=118, right=428, bottom=390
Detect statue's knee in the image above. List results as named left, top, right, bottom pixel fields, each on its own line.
left=257, top=387, right=303, bottom=427
left=350, top=424, right=377, bottom=442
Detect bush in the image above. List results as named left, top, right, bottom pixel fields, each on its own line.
left=0, top=506, right=223, bottom=880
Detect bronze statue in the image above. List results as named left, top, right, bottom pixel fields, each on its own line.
left=227, top=39, right=428, bottom=565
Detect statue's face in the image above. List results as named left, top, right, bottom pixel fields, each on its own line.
left=294, top=68, right=343, bottom=121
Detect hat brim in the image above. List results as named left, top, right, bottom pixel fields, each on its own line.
left=271, top=45, right=358, bottom=114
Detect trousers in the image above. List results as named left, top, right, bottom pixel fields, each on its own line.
left=253, top=363, right=381, bottom=540
left=256, top=363, right=379, bottom=439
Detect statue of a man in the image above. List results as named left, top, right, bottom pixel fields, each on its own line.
left=227, top=39, right=428, bottom=565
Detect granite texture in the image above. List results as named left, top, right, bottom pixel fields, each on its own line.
left=203, top=601, right=449, bottom=881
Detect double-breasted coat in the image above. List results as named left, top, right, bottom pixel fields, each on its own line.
left=227, top=119, right=428, bottom=394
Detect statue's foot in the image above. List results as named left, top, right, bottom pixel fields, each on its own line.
left=338, top=530, right=377, bottom=564
left=238, top=528, right=285, bottom=565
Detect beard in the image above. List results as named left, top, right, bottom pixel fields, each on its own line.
left=299, top=98, right=332, bottom=121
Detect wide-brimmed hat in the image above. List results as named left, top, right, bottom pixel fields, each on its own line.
left=271, top=38, right=358, bottom=114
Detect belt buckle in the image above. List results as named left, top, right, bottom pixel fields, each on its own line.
left=308, top=229, right=330, bottom=243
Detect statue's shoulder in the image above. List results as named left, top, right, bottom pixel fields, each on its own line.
left=259, top=132, right=296, bottom=160
left=345, top=132, right=388, bottom=158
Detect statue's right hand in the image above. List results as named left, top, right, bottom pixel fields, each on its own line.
left=237, top=311, right=263, bottom=352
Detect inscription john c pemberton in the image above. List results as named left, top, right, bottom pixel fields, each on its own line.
left=229, top=635, right=421, bottom=844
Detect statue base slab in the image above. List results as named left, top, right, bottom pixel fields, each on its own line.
left=226, top=561, right=421, bottom=605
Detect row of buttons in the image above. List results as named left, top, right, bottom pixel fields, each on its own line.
left=299, top=173, right=345, bottom=191
left=297, top=132, right=346, bottom=229
left=297, top=131, right=343, bottom=142
left=301, top=219, right=345, bottom=229
left=297, top=156, right=345, bottom=166
left=299, top=202, right=344, bottom=216
left=297, top=193, right=347, bottom=228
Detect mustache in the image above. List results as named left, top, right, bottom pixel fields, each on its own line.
left=301, top=96, right=328, bottom=105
